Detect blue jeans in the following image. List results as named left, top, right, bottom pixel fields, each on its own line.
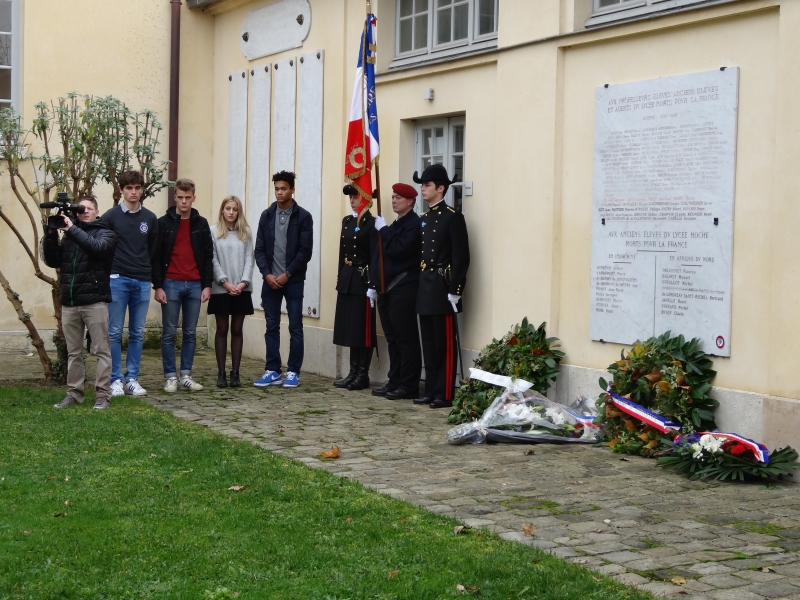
left=261, top=280, right=304, bottom=373
left=108, top=276, right=151, bottom=382
left=160, top=278, right=202, bottom=378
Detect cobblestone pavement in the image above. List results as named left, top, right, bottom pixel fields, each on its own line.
left=5, top=349, right=800, bottom=599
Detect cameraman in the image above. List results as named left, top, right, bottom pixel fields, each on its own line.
left=43, top=196, right=118, bottom=410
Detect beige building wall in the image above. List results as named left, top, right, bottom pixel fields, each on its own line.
left=3, top=0, right=799, bottom=447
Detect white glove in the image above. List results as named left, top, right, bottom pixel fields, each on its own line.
left=374, top=215, right=386, bottom=231
left=448, top=293, right=461, bottom=312
left=367, top=288, right=378, bottom=308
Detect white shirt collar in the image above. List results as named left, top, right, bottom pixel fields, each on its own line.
left=120, top=202, right=141, bottom=214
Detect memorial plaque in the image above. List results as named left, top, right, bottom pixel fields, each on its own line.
left=590, top=69, right=739, bottom=356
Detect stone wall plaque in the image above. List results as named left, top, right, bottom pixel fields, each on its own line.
left=590, top=68, right=739, bottom=356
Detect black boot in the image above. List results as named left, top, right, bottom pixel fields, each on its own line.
left=334, top=347, right=359, bottom=388
left=347, top=348, right=373, bottom=390
left=217, top=370, right=228, bottom=388
left=229, top=370, right=241, bottom=387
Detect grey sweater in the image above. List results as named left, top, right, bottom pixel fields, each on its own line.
left=210, top=224, right=254, bottom=295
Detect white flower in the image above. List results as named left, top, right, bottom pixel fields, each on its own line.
left=545, top=407, right=566, bottom=425
left=691, top=443, right=704, bottom=460
left=699, top=434, right=723, bottom=454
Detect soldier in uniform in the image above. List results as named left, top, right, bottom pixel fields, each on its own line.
left=411, top=164, right=470, bottom=409
left=333, top=185, right=377, bottom=390
left=368, top=183, right=422, bottom=400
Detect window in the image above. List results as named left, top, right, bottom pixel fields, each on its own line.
left=415, top=117, right=466, bottom=213
left=0, top=0, right=18, bottom=111
left=588, top=0, right=715, bottom=27
left=394, top=0, right=497, bottom=67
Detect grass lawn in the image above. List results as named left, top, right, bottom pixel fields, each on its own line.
left=0, top=386, right=653, bottom=600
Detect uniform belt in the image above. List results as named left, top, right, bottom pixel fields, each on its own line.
left=344, top=258, right=365, bottom=267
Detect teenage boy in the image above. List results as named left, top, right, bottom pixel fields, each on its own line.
left=411, top=164, right=470, bottom=409
left=43, top=197, right=118, bottom=409
left=153, top=178, right=214, bottom=392
left=253, top=171, right=313, bottom=388
left=101, top=171, right=159, bottom=397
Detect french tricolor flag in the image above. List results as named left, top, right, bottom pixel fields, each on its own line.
left=344, top=13, right=380, bottom=217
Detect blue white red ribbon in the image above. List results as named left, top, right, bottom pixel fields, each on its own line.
left=607, top=390, right=682, bottom=433
left=696, top=431, right=770, bottom=463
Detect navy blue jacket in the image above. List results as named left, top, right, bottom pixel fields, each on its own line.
left=254, top=200, right=314, bottom=282
left=370, top=210, right=421, bottom=294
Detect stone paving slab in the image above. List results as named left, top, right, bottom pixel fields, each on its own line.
left=4, top=348, right=800, bottom=599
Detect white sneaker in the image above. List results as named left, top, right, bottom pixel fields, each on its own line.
left=110, top=380, right=125, bottom=397
left=125, top=379, right=147, bottom=396
left=164, top=377, right=178, bottom=393
left=179, top=375, right=203, bottom=392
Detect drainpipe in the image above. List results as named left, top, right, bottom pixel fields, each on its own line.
left=168, top=0, right=182, bottom=207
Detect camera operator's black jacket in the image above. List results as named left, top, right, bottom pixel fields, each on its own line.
left=152, top=207, right=214, bottom=290
left=43, top=220, right=119, bottom=306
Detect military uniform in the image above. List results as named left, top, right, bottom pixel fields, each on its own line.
left=370, top=207, right=422, bottom=397
left=417, top=199, right=470, bottom=405
left=333, top=209, right=377, bottom=389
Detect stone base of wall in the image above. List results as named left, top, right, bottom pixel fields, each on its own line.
left=230, top=317, right=800, bottom=451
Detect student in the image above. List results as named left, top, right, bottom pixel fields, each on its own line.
left=332, top=185, right=377, bottom=391
left=253, top=171, right=313, bottom=389
left=43, top=196, right=118, bottom=409
left=101, top=171, right=159, bottom=397
left=412, top=164, right=470, bottom=409
left=209, top=195, right=254, bottom=388
left=152, top=178, right=214, bottom=392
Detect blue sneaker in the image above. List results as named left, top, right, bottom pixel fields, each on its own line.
left=283, top=371, right=299, bottom=388
left=254, top=370, right=282, bottom=387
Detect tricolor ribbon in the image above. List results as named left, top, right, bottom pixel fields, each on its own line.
left=606, top=390, right=682, bottom=433
left=694, top=431, right=770, bottom=464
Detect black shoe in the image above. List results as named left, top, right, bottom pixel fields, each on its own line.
left=386, top=389, right=416, bottom=400
left=229, top=370, right=241, bottom=387
left=429, top=399, right=452, bottom=409
left=413, top=396, right=433, bottom=405
left=372, top=383, right=395, bottom=397
left=217, top=371, right=228, bottom=388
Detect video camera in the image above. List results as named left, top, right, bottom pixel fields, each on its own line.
left=40, top=192, right=86, bottom=230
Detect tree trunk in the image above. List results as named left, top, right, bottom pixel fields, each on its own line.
left=49, top=275, right=68, bottom=383
left=0, top=267, right=53, bottom=380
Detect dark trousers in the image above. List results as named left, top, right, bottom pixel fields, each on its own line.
left=378, top=288, right=422, bottom=393
left=261, top=280, right=304, bottom=373
left=419, top=313, right=459, bottom=402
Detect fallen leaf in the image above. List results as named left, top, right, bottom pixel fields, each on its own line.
left=457, top=585, right=466, bottom=592
left=761, top=566, right=775, bottom=573
left=180, top=469, right=193, bottom=474
left=346, top=517, right=354, bottom=523
left=26, top=352, right=33, bottom=357
left=388, top=570, right=400, bottom=579
left=525, top=449, right=535, bottom=456
left=64, top=476, right=69, bottom=481
left=318, top=445, right=341, bottom=459
left=53, top=512, right=67, bottom=517
left=164, top=485, right=171, bottom=489
left=522, top=523, right=536, bottom=537
left=235, top=436, right=242, bottom=440
left=671, top=576, right=686, bottom=585
left=530, top=558, right=542, bottom=564
left=11, top=402, right=18, bottom=406
left=23, top=530, right=31, bottom=535
left=64, top=500, right=69, bottom=506
left=149, top=454, right=157, bottom=458
left=603, top=519, right=612, bottom=524
left=82, top=451, right=88, bottom=454
left=573, top=558, right=588, bottom=564
left=464, top=586, right=478, bottom=591
left=228, top=485, right=246, bottom=491
left=619, top=457, right=631, bottom=462
left=45, top=477, right=55, bottom=482
left=594, top=528, right=603, bottom=533
left=398, top=517, right=408, bottom=521
left=454, top=525, right=465, bottom=535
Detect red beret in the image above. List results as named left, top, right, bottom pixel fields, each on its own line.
left=392, top=182, right=418, bottom=199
